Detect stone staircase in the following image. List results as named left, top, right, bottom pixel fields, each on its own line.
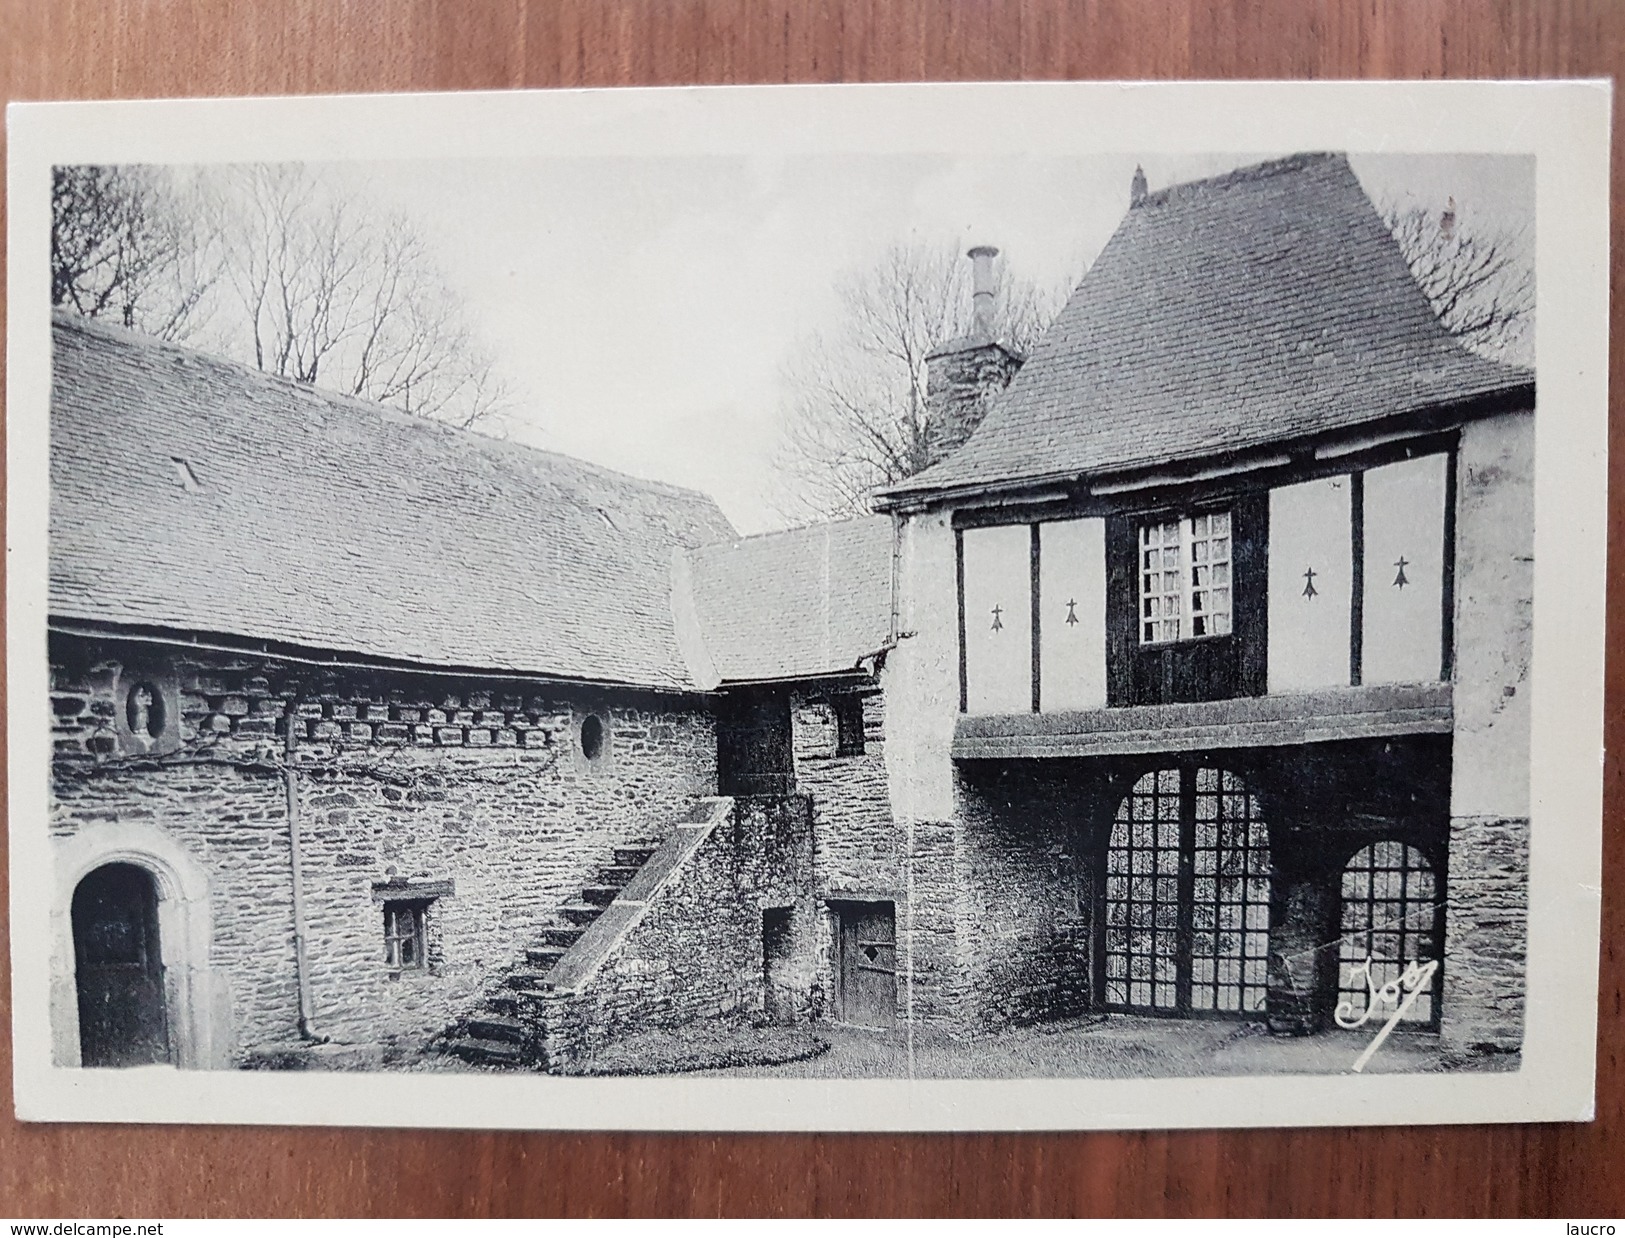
left=438, top=836, right=663, bottom=1068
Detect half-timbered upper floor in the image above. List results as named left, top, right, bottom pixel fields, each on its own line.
left=873, top=152, right=1535, bottom=760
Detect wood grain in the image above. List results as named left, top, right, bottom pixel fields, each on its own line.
left=1, top=0, right=1621, bottom=1218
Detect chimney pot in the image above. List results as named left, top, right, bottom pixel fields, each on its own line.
left=967, top=245, right=999, bottom=341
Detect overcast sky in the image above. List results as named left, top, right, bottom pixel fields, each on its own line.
left=330, top=152, right=1532, bottom=535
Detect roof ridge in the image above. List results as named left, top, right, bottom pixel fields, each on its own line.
left=49, top=309, right=729, bottom=514
left=692, top=513, right=888, bottom=553
left=1137, top=151, right=1343, bottom=210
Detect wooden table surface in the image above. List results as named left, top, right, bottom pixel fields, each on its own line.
left=1, top=0, right=1620, bottom=1218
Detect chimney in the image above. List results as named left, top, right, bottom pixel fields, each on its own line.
left=1440, top=195, right=1457, bottom=243
left=920, top=244, right=1025, bottom=470
left=1131, top=164, right=1148, bottom=206
left=967, top=244, right=999, bottom=342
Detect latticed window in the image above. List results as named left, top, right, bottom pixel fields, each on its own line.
left=1139, top=512, right=1232, bottom=643
left=383, top=899, right=428, bottom=970
left=1102, top=766, right=1270, bottom=1016
left=1337, top=842, right=1442, bottom=1026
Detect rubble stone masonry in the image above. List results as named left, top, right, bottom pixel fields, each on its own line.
left=49, top=635, right=716, bottom=1065
left=538, top=795, right=815, bottom=1067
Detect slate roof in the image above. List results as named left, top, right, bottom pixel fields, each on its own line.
left=878, top=153, right=1534, bottom=505
left=680, top=517, right=895, bottom=684
left=49, top=313, right=737, bottom=689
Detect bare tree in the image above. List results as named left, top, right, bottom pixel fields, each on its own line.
left=51, top=165, right=221, bottom=342
left=773, top=241, right=1074, bottom=522
left=52, top=163, right=509, bottom=431
left=212, top=166, right=508, bottom=428
left=1383, top=196, right=1534, bottom=367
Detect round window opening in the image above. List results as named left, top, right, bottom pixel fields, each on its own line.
left=125, top=682, right=166, bottom=739
left=580, top=714, right=605, bottom=761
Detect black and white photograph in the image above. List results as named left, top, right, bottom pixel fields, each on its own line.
left=5, top=81, right=1608, bottom=1130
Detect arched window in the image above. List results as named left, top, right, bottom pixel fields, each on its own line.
left=1102, top=766, right=1271, bottom=1016
left=1337, top=841, right=1443, bottom=1027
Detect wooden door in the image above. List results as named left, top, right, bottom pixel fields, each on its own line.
left=72, top=863, right=172, bottom=1067
left=837, top=902, right=897, bottom=1027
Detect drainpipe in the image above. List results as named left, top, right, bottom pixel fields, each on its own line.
left=283, top=700, right=325, bottom=1042
left=888, top=511, right=904, bottom=648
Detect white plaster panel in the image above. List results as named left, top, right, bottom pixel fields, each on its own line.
left=961, top=524, right=1033, bottom=715
left=883, top=512, right=960, bottom=824
left=1268, top=476, right=1353, bottom=692
left=1038, top=518, right=1106, bottom=712
left=1449, top=411, right=1534, bottom=819
left=1362, top=453, right=1448, bottom=685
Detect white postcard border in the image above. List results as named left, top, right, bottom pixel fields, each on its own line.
left=6, top=78, right=1610, bottom=1130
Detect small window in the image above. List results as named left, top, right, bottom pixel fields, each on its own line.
left=382, top=900, right=429, bottom=971
left=580, top=713, right=605, bottom=761
left=1140, top=511, right=1231, bottom=644
left=833, top=697, right=866, bottom=757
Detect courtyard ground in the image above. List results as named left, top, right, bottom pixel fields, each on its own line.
left=679, top=1014, right=1516, bottom=1079
left=398, top=1012, right=1519, bottom=1077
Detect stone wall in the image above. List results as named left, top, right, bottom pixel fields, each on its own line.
left=793, top=688, right=962, bottom=1029
left=1444, top=407, right=1535, bottom=1055
left=539, top=795, right=815, bottom=1067
left=953, top=763, right=1092, bottom=1028
left=49, top=634, right=716, bottom=1066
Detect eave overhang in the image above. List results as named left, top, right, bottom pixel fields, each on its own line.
left=873, top=382, right=1534, bottom=516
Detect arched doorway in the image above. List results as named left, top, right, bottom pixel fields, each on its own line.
left=71, top=863, right=173, bottom=1067
left=1100, top=766, right=1271, bottom=1016
left=1337, top=841, right=1444, bottom=1029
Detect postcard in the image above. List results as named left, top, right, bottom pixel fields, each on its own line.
left=5, top=79, right=1609, bottom=1130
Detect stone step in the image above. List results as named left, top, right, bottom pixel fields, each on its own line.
left=539, top=925, right=586, bottom=948
left=613, top=844, right=659, bottom=868
left=598, top=864, right=641, bottom=886
left=560, top=902, right=604, bottom=926
left=484, top=993, right=521, bottom=1018
left=466, top=1014, right=526, bottom=1044
left=525, top=944, right=567, bottom=969
left=579, top=884, right=621, bottom=907
left=504, top=968, right=555, bottom=991
left=443, top=1034, right=526, bottom=1066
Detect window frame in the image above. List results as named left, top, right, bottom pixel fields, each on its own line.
left=381, top=898, right=430, bottom=972
left=832, top=696, right=867, bottom=758
left=1139, top=510, right=1234, bottom=645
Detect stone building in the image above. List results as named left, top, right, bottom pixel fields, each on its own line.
left=49, top=311, right=739, bottom=1069
left=872, top=152, right=1534, bottom=1057
left=47, top=150, right=1534, bottom=1073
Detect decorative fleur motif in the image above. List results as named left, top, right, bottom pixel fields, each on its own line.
left=1393, top=556, right=1409, bottom=589
left=1302, top=567, right=1318, bottom=599
left=1064, top=598, right=1079, bottom=626
left=990, top=604, right=1004, bottom=632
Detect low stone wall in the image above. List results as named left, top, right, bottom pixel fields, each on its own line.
left=538, top=795, right=815, bottom=1069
